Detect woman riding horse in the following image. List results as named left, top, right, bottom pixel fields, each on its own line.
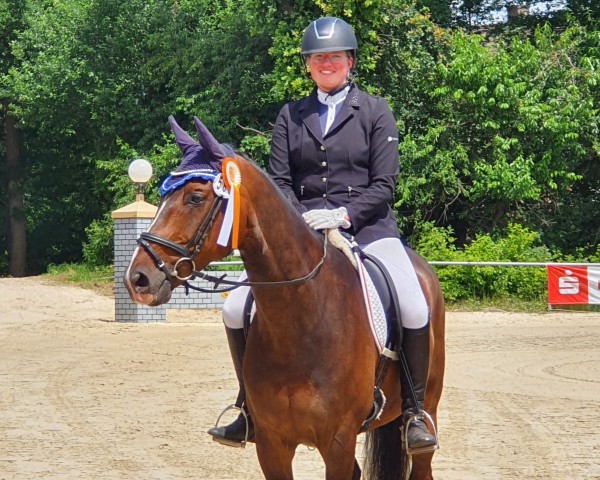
left=208, top=16, right=438, bottom=452
left=126, top=116, right=445, bottom=479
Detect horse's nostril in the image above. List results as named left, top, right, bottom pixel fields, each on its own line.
left=133, top=271, right=150, bottom=290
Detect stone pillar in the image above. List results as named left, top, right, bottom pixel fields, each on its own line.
left=112, top=201, right=166, bottom=322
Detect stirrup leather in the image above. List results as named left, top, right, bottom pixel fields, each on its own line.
left=401, top=410, right=439, bottom=455
left=211, top=404, right=251, bottom=449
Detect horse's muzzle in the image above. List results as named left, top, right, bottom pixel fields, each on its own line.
left=124, top=268, right=173, bottom=306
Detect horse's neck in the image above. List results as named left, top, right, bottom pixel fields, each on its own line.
left=237, top=164, right=322, bottom=283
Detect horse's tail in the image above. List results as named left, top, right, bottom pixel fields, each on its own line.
left=363, top=416, right=406, bottom=480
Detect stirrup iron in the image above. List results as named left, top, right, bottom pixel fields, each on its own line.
left=211, top=404, right=250, bottom=449
left=401, top=410, right=439, bottom=455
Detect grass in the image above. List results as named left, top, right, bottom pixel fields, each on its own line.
left=42, top=262, right=573, bottom=312
left=446, top=295, right=600, bottom=313
left=445, top=296, right=549, bottom=313
left=44, top=263, right=114, bottom=297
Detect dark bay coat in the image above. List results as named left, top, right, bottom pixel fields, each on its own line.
left=268, top=86, right=400, bottom=244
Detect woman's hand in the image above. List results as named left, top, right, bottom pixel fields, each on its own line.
left=302, top=207, right=351, bottom=230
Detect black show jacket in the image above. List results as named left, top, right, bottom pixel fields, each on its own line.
left=268, top=86, right=400, bottom=244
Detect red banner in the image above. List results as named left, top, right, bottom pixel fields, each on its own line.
left=547, top=265, right=600, bottom=305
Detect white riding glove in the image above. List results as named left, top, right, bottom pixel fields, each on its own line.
left=302, top=207, right=351, bottom=230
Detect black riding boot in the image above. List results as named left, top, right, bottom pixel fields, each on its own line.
left=400, top=324, right=438, bottom=452
left=207, top=327, right=255, bottom=446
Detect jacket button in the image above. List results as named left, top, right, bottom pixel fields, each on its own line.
left=321, top=177, right=327, bottom=183
left=320, top=145, right=325, bottom=151
left=322, top=193, right=327, bottom=198
left=321, top=161, right=327, bottom=167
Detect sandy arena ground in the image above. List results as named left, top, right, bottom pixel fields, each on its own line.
left=0, top=276, right=599, bottom=479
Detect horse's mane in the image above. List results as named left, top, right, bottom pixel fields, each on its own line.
left=232, top=148, right=304, bottom=223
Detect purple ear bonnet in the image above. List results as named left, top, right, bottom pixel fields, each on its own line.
left=159, top=115, right=234, bottom=195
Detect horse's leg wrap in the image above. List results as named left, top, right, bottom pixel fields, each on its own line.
left=400, top=324, right=438, bottom=454
left=207, top=326, right=255, bottom=447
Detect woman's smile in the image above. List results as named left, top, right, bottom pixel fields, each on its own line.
left=306, top=51, right=353, bottom=93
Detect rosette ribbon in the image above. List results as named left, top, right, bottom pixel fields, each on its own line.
left=216, top=158, right=242, bottom=249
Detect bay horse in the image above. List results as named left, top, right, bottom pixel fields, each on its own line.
left=124, top=116, right=445, bottom=479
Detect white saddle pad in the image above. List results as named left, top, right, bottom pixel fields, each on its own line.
left=354, top=250, right=388, bottom=354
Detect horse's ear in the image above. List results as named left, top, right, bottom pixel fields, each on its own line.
left=193, top=116, right=227, bottom=162
left=169, top=115, right=198, bottom=156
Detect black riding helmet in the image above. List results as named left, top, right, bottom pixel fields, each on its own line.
left=301, top=17, right=358, bottom=65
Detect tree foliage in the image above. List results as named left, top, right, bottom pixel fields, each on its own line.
left=415, top=222, right=552, bottom=301
left=396, top=23, right=599, bottom=252
left=0, top=0, right=598, bottom=277
left=0, top=0, right=27, bottom=274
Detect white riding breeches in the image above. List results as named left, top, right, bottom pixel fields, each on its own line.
left=221, top=236, right=429, bottom=330
left=361, top=237, right=430, bottom=330
left=221, top=273, right=251, bottom=329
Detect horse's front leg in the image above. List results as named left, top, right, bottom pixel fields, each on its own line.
left=408, top=408, right=437, bottom=479
left=254, top=428, right=296, bottom=480
left=320, top=430, right=360, bottom=480
left=409, top=451, right=434, bottom=480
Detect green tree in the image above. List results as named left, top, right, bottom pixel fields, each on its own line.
left=567, top=0, right=600, bottom=26
left=396, top=24, right=599, bottom=253
left=2, top=0, right=597, bottom=275
left=0, top=0, right=27, bottom=276
left=7, top=0, right=177, bottom=271
left=7, top=0, right=113, bottom=272
left=417, top=0, right=453, bottom=26
left=5, top=0, right=282, bottom=270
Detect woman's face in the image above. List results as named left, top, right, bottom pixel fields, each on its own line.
left=306, top=51, right=353, bottom=93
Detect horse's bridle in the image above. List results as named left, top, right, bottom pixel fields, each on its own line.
left=136, top=194, right=328, bottom=291
left=137, top=195, right=225, bottom=284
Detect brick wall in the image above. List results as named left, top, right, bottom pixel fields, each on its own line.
left=169, top=270, right=244, bottom=309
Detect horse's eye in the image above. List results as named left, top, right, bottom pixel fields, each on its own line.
left=188, top=193, right=205, bottom=205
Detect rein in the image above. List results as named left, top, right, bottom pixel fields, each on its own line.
left=191, top=233, right=328, bottom=289
left=136, top=194, right=329, bottom=291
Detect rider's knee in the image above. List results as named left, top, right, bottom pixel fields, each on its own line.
left=222, top=299, right=244, bottom=329
left=400, top=300, right=429, bottom=330
left=222, top=288, right=248, bottom=329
